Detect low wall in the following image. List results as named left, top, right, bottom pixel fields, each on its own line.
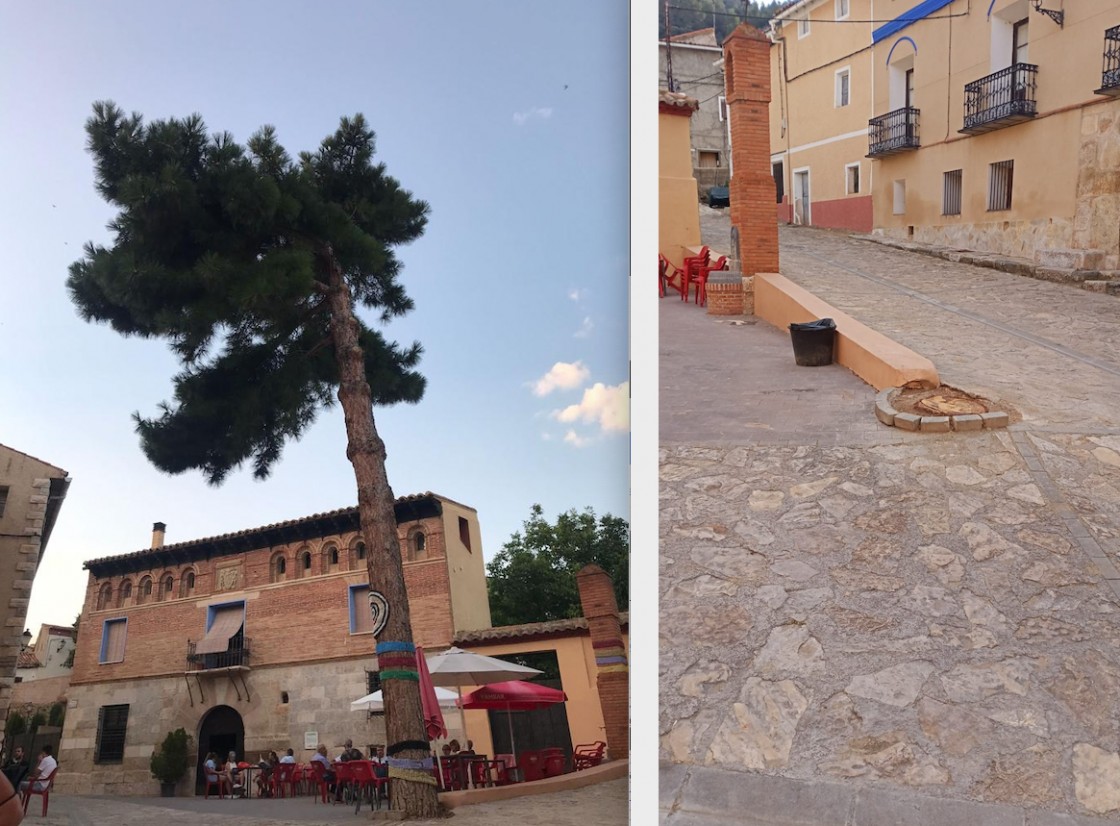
left=439, top=758, right=627, bottom=809
left=754, top=272, right=939, bottom=390
left=809, top=195, right=872, bottom=233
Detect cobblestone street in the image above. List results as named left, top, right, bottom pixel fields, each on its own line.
left=660, top=213, right=1120, bottom=824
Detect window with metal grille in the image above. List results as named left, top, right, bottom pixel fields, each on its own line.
left=836, top=69, right=850, bottom=107
left=988, top=160, right=1014, bottom=211
left=366, top=670, right=381, bottom=695
left=0, top=486, right=8, bottom=519
left=95, top=704, right=129, bottom=763
left=845, top=163, right=860, bottom=195
left=943, top=170, right=963, bottom=215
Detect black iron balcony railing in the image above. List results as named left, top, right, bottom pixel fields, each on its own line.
left=186, top=638, right=251, bottom=671
left=867, top=107, right=920, bottom=157
left=1097, top=25, right=1120, bottom=95
left=961, top=63, right=1038, bottom=134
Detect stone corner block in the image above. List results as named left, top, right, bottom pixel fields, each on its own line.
left=981, top=411, right=1010, bottom=429
left=953, top=414, right=983, bottom=432
left=920, top=416, right=951, bottom=433
left=894, top=412, right=921, bottom=432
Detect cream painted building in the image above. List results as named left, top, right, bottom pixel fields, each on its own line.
left=773, top=0, right=1120, bottom=271
left=660, top=89, right=703, bottom=267
left=768, top=0, right=876, bottom=231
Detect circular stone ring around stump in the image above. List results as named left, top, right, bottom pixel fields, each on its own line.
left=875, top=387, right=1009, bottom=433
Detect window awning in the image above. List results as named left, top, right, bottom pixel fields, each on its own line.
left=194, top=606, right=243, bottom=654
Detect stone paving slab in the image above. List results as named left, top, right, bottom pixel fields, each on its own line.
left=34, top=779, right=627, bottom=825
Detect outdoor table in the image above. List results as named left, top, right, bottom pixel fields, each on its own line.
left=238, top=763, right=256, bottom=798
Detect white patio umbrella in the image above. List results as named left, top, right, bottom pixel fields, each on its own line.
left=350, top=686, right=460, bottom=712
left=423, top=646, right=543, bottom=687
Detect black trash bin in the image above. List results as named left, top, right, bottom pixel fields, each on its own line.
left=789, top=318, right=837, bottom=366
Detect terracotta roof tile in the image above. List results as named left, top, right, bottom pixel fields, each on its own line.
left=17, top=650, right=40, bottom=669
left=658, top=90, right=700, bottom=112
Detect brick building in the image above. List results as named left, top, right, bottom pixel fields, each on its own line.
left=58, top=492, right=491, bottom=796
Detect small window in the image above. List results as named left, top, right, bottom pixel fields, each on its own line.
left=349, top=584, right=374, bottom=634
left=179, top=570, right=195, bottom=598
left=988, top=160, right=1013, bottom=211
left=943, top=169, right=963, bottom=215
left=99, top=618, right=127, bottom=664
left=96, top=583, right=112, bottom=611
left=138, top=576, right=153, bottom=605
left=356, top=542, right=366, bottom=561
left=893, top=180, right=907, bottom=215
left=0, top=486, right=8, bottom=519
left=845, top=163, right=860, bottom=195
left=271, top=553, right=286, bottom=583
left=301, top=551, right=311, bottom=571
left=280, top=691, right=289, bottom=704
left=408, top=531, right=426, bottom=561
left=327, top=545, right=339, bottom=569
left=697, top=150, right=720, bottom=169
left=835, top=68, right=850, bottom=108
left=459, top=517, right=472, bottom=552
left=835, top=0, right=849, bottom=19
left=717, top=95, right=727, bottom=122
left=366, top=670, right=381, bottom=694
left=118, top=580, right=132, bottom=608
left=94, top=704, right=129, bottom=763
left=798, top=16, right=810, bottom=37
left=160, top=575, right=174, bottom=601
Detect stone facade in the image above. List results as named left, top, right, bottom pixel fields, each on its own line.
left=0, top=446, right=69, bottom=755
left=59, top=492, right=489, bottom=796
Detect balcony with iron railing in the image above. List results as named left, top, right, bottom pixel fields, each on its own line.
left=1096, top=25, right=1120, bottom=96
left=867, top=107, right=920, bottom=157
left=960, top=63, right=1038, bottom=135
left=186, top=637, right=251, bottom=672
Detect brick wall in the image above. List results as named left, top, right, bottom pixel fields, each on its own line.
left=71, top=514, right=460, bottom=686
left=724, top=25, right=780, bottom=280
left=575, top=565, right=628, bottom=761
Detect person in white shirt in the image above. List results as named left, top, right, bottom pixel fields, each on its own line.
left=19, top=745, right=56, bottom=794
left=279, top=748, right=296, bottom=764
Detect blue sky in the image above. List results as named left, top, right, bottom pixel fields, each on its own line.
left=1, top=1, right=630, bottom=632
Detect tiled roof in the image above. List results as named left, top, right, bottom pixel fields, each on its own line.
left=454, top=612, right=629, bottom=645
left=663, top=27, right=718, bottom=46
left=17, top=650, right=40, bottom=669
left=658, top=90, right=700, bottom=112
left=84, top=491, right=451, bottom=573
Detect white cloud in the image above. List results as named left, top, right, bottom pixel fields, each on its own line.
left=568, top=288, right=587, bottom=302
left=554, top=381, right=629, bottom=433
left=574, top=316, right=594, bottom=338
left=531, top=361, right=591, bottom=397
left=513, top=106, right=553, bottom=126
left=563, top=430, right=591, bottom=448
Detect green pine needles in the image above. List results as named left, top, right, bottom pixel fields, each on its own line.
left=67, top=102, right=430, bottom=484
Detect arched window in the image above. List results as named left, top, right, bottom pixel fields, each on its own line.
left=301, top=551, right=311, bottom=571
left=160, top=574, right=174, bottom=601
left=326, top=544, right=339, bottom=572
left=97, top=583, right=112, bottom=611
left=179, top=570, right=196, bottom=598
left=270, top=553, right=287, bottom=583
left=356, top=542, right=366, bottom=560
left=138, top=576, right=153, bottom=605
left=349, top=540, right=366, bottom=569
left=118, top=580, right=132, bottom=608
left=407, top=530, right=427, bottom=561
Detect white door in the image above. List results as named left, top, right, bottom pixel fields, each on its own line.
left=793, top=170, right=810, bottom=225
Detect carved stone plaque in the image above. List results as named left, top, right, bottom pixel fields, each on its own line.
left=216, top=564, right=241, bottom=592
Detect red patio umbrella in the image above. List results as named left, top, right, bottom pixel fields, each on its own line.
left=459, top=681, right=567, bottom=766
left=415, top=646, right=448, bottom=741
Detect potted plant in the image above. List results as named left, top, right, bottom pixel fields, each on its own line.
left=150, top=728, right=192, bottom=797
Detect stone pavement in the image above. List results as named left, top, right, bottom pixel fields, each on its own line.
left=32, top=778, right=626, bottom=825
left=660, top=213, right=1120, bottom=824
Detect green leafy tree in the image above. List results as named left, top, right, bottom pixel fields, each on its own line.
left=28, top=712, right=46, bottom=732
left=47, top=703, right=65, bottom=729
left=5, top=713, right=25, bottom=739
left=486, top=505, right=629, bottom=626
left=67, top=102, right=438, bottom=816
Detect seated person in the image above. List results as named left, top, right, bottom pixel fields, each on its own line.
left=337, top=739, right=363, bottom=762
left=461, top=740, right=476, bottom=755
left=311, top=745, right=340, bottom=801
left=0, top=767, right=22, bottom=826
left=371, top=746, right=388, bottom=782
left=1, top=747, right=27, bottom=788
left=279, top=748, right=296, bottom=764
left=256, top=751, right=279, bottom=797
left=448, top=739, right=461, bottom=755
left=204, top=751, right=230, bottom=796
left=19, top=745, right=56, bottom=796
left=440, top=744, right=452, bottom=757
left=224, top=750, right=243, bottom=796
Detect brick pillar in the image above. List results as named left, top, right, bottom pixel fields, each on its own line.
left=575, top=564, right=628, bottom=761
left=724, top=24, right=779, bottom=298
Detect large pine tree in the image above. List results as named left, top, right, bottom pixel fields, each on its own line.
left=67, top=102, right=441, bottom=816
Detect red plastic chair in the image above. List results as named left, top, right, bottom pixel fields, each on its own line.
left=659, top=253, right=686, bottom=298
left=692, top=255, right=728, bottom=307
left=270, top=763, right=299, bottom=799
left=22, top=766, right=58, bottom=815
left=204, top=768, right=230, bottom=799
left=519, top=751, right=545, bottom=782
left=572, top=741, right=606, bottom=770
left=307, top=761, right=331, bottom=804
left=680, top=247, right=710, bottom=301
left=347, top=760, right=382, bottom=812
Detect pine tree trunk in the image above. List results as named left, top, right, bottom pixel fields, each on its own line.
left=323, top=246, right=441, bottom=818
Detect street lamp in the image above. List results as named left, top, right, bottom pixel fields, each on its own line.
left=20, top=631, right=31, bottom=652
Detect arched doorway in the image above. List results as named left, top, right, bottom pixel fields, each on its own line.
left=195, top=705, right=244, bottom=794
